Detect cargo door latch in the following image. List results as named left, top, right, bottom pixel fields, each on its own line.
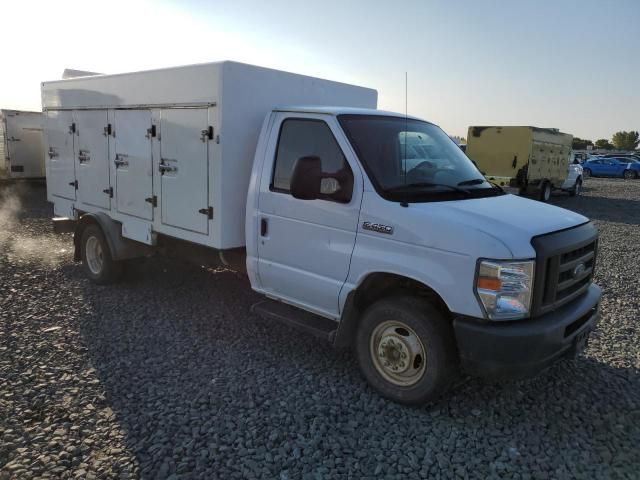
left=69, top=180, right=78, bottom=190
left=198, top=206, right=213, bottom=219
left=145, top=195, right=157, bottom=207
left=102, top=186, right=113, bottom=198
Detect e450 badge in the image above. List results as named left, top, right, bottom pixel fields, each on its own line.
left=362, top=222, right=393, bottom=235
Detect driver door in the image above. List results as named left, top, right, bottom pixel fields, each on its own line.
left=256, top=113, right=362, bottom=318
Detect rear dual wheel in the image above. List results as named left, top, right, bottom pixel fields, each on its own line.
left=538, top=181, right=552, bottom=202
left=80, top=225, right=123, bottom=284
left=356, top=297, right=458, bottom=405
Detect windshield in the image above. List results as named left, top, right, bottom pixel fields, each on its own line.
left=338, top=114, right=502, bottom=202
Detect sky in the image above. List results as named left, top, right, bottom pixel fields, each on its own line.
left=2, top=0, right=638, bottom=140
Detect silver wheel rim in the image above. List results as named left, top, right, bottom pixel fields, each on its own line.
left=584, top=170, right=590, bottom=177
left=370, top=320, right=427, bottom=387
left=575, top=182, right=581, bottom=194
left=543, top=184, right=551, bottom=201
left=85, top=236, right=104, bottom=275
left=624, top=170, right=633, bottom=179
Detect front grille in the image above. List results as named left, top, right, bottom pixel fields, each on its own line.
left=531, top=223, right=598, bottom=317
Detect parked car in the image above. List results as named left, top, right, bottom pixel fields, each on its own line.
left=600, top=153, right=640, bottom=161
left=561, top=162, right=583, bottom=195
left=582, top=157, right=640, bottom=179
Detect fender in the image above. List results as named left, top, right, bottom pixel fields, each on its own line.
left=74, top=212, right=152, bottom=261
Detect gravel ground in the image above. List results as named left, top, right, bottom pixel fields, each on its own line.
left=1, top=178, right=638, bottom=479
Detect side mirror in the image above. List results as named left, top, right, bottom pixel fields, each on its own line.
left=291, top=156, right=322, bottom=200
left=290, top=155, right=353, bottom=203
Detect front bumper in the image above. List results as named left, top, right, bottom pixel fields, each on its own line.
left=453, top=283, right=601, bottom=379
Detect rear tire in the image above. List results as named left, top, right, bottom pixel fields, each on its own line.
left=355, top=296, right=458, bottom=405
left=570, top=178, right=582, bottom=197
left=80, top=224, right=123, bottom=284
left=583, top=168, right=591, bottom=178
left=623, top=169, right=637, bottom=179
left=538, top=181, right=552, bottom=202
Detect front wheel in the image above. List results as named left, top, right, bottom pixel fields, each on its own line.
left=570, top=178, right=582, bottom=197
left=355, top=297, right=458, bottom=404
left=81, top=224, right=123, bottom=284
left=583, top=168, right=591, bottom=178
left=623, top=169, right=637, bottom=179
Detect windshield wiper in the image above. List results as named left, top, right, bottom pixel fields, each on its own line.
left=457, top=178, right=487, bottom=186
left=486, top=180, right=505, bottom=193
left=386, top=182, right=470, bottom=195
left=458, top=177, right=505, bottom=194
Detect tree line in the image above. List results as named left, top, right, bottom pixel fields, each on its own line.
left=573, top=131, right=639, bottom=151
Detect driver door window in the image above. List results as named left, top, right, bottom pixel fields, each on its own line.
left=271, top=119, right=352, bottom=201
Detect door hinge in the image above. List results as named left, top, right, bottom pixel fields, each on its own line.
left=145, top=195, right=157, bottom=207
left=146, top=125, right=157, bottom=138
left=69, top=179, right=78, bottom=190
left=102, top=186, right=113, bottom=198
left=198, top=206, right=214, bottom=219
left=104, top=124, right=113, bottom=136
left=69, top=123, right=76, bottom=134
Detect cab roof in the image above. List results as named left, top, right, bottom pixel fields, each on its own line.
left=272, top=105, right=426, bottom=122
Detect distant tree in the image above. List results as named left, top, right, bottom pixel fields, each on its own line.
left=595, top=139, right=614, bottom=150
left=572, top=137, right=593, bottom=150
left=612, top=131, right=640, bottom=151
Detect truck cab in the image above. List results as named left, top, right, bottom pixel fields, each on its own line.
left=246, top=107, right=600, bottom=403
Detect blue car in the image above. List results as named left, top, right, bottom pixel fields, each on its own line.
left=583, top=157, right=640, bottom=179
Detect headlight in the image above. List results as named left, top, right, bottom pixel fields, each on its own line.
left=475, top=259, right=535, bottom=320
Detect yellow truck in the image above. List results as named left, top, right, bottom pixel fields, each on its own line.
left=465, top=126, right=573, bottom=202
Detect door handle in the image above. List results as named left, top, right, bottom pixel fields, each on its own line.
left=114, top=153, right=129, bottom=168
left=260, top=218, right=268, bottom=237
left=159, top=159, right=177, bottom=174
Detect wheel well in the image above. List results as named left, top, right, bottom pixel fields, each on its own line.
left=334, top=272, right=450, bottom=349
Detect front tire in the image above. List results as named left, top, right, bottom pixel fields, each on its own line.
left=355, top=297, right=458, bottom=405
left=583, top=168, right=591, bottom=178
left=570, top=178, right=582, bottom=197
left=623, top=169, right=637, bottom=179
left=81, top=224, right=123, bottom=284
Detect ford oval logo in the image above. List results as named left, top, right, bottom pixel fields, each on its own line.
left=573, top=263, right=586, bottom=278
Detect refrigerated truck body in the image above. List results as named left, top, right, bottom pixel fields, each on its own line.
left=42, top=61, right=600, bottom=404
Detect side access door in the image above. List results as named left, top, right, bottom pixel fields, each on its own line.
left=45, top=110, right=76, bottom=200
left=113, top=110, right=154, bottom=220
left=256, top=113, right=362, bottom=318
left=159, top=108, right=210, bottom=234
left=74, top=110, right=111, bottom=209
left=5, top=113, right=44, bottom=177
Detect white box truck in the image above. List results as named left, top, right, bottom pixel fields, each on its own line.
left=0, top=110, right=45, bottom=179
left=43, top=61, right=601, bottom=404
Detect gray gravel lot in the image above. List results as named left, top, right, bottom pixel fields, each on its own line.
left=1, top=178, right=639, bottom=479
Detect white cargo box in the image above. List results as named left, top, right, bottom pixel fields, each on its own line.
left=42, top=61, right=377, bottom=249
left=0, top=110, right=45, bottom=179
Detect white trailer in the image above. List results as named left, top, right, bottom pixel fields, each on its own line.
left=0, top=110, right=45, bottom=179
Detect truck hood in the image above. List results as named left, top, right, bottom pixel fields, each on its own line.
left=418, top=194, right=588, bottom=257
left=360, top=192, right=590, bottom=260
left=436, top=194, right=587, bottom=236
